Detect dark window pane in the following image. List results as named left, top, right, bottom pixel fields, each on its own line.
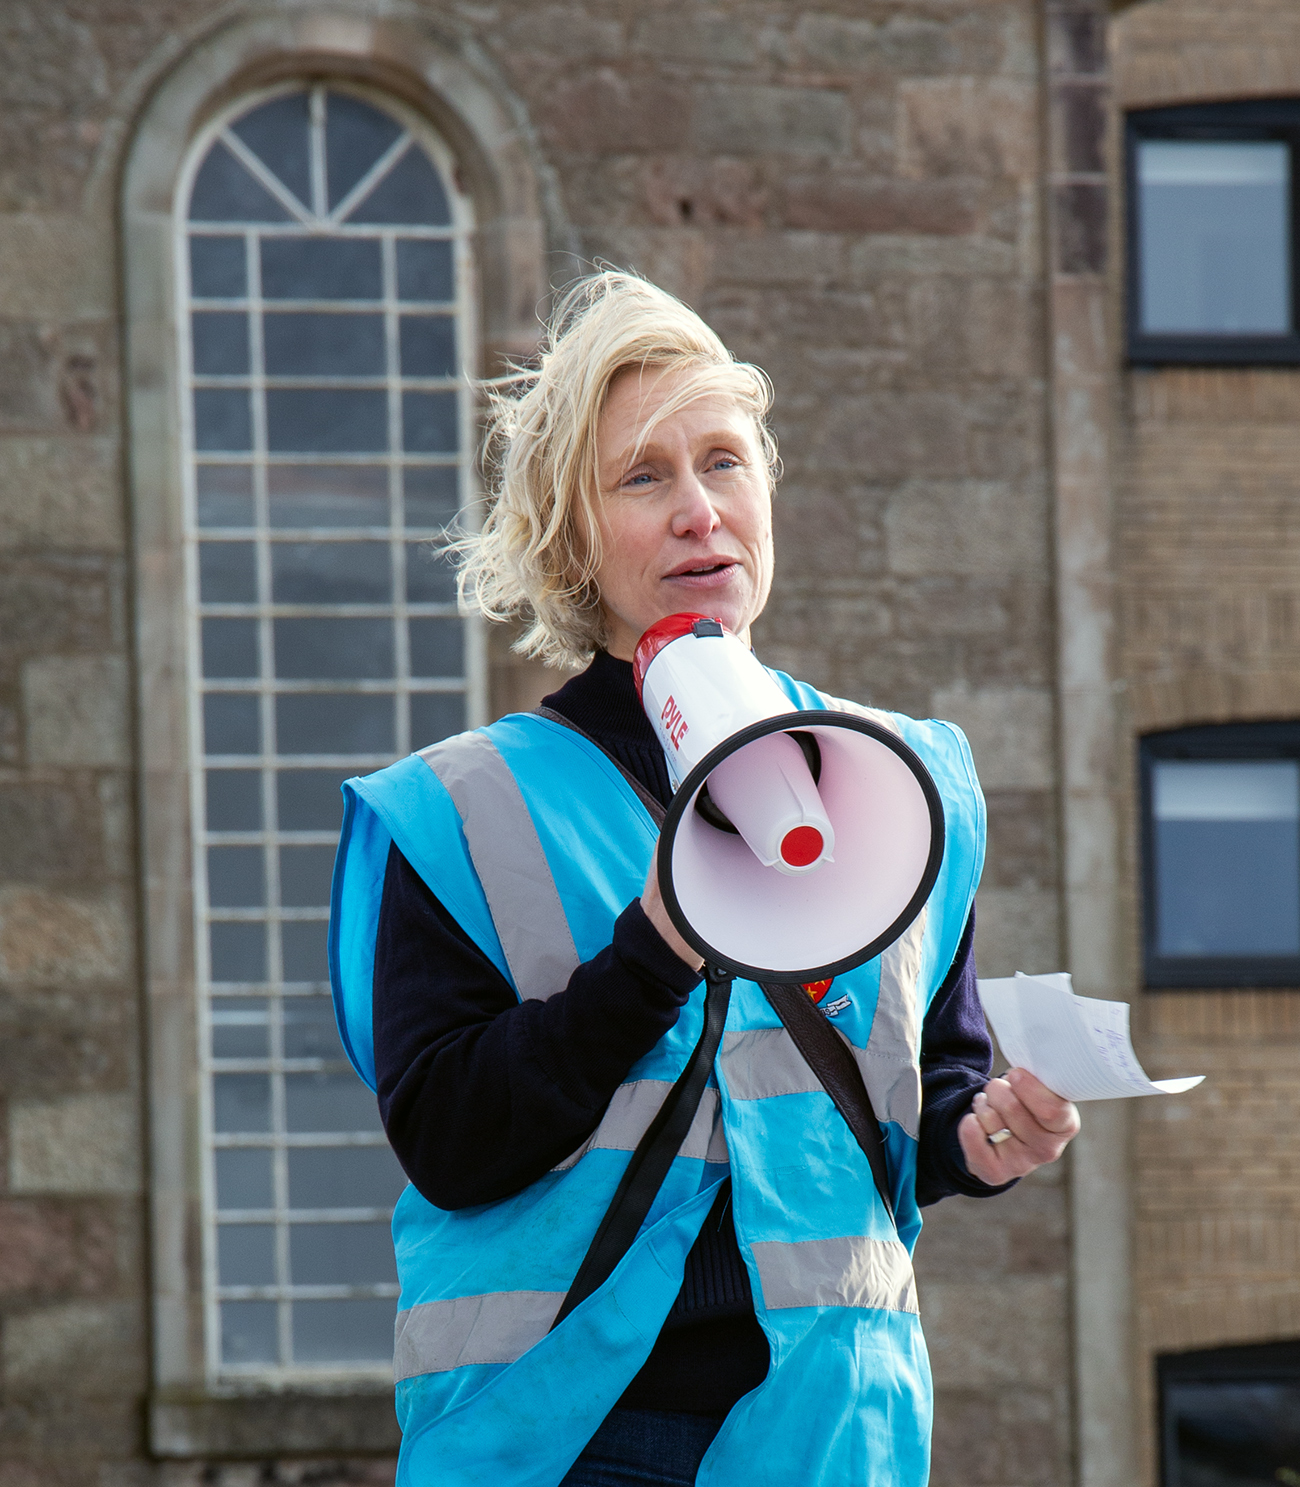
left=261, top=238, right=382, bottom=300
left=406, top=543, right=456, bottom=602
left=210, top=922, right=267, bottom=983
left=213, top=1073, right=271, bottom=1132
left=216, top=1148, right=273, bottom=1210
left=221, top=1302, right=278, bottom=1365
left=207, top=845, right=266, bottom=908
left=277, top=770, right=349, bottom=831
left=190, top=236, right=247, bottom=299
left=211, top=997, right=269, bottom=1060
left=326, top=92, right=404, bottom=211
left=288, top=1146, right=405, bottom=1210
left=268, top=465, right=389, bottom=529
left=219, top=1223, right=277, bottom=1286
left=272, top=542, right=391, bottom=603
left=263, top=312, right=385, bottom=377
left=280, top=846, right=336, bottom=909
left=290, top=1222, right=396, bottom=1284
left=266, top=389, right=388, bottom=454
left=409, top=619, right=463, bottom=677
left=197, top=465, right=254, bottom=528
left=1165, top=1379, right=1300, bottom=1483
left=400, top=315, right=456, bottom=378
left=348, top=145, right=451, bottom=225
left=206, top=769, right=262, bottom=831
left=192, top=312, right=250, bottom=375
left=281, top=922, right=328, bottom=983
left=396, top=240, right=453, bottom=303
left=1153, top=759, right=1300, bottom=956
left=1138, top=140, right=1291, bottom=334
left=231, top=91, right=312, bottom=210
left=283, top=996, right=344, bottom=1059
left=403, top=465, right=459, bottom=529
left=285, top=1071, right=377, bottom=1131
left=276, top=693, right=394, bottom=755
left=411, top=692, right=465, bottom=747
left=200, top=541, right=257, bottom=602
left=204, top=694, right=260, bottom=755
left=194, top=389, right=252, bottom=452
left=190, top=142, right=292, bottom=223
left=402, top=391, right=457, bottom=453
left=292, top=1298, right=394, bottom=1364
left=274, top=618, right=394, bottom=680
left=202, top=618, right=259, bottom=679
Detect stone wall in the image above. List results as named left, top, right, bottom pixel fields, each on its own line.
left=0, top=2, right=1071, bottom=1484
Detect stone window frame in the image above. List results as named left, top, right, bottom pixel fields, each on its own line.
left=1126, top=98, right=1300, bottom=366
left=122, top=10, right=558, bottom=1457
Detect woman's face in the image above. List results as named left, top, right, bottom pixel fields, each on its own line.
left=591, top=367, right=774, bottom=660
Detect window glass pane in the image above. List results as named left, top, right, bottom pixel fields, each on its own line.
left=347, top=145, right=451, bottom=226
left=404, top=465, right=459, bottom=529
left=411, top=692, right=465, bottom=747
left=191, top=237, right=247, bottom=300
left=190, top=143, right=292, bottom=224
left=275, top=693, right=394, bottom=756
left=409, top=618, right=463, bottom=678
left=272, top=542, right=391, bottom=603
left=211, top=997, right=269, bottom=1060
left=326, top=93, right=404, bottom=211
left=288, top=1146, right=405, bottom=1209
left=277, top=770, right=349, bottom=831
left=1138, top=140, right=1291, bottom=334
left=290, top=1223, right=396, bottom=1284
left=283, top=996, right=344, bottom=1059
left=207, top=845, right=266, bottom=908
left=213, top=1074, right=272, bottom=1132
left=200, top=541, right=257, bottom=602
left=230, top=92, right=312, bottom=210
left=192, top=312, right=250, bottom=375
left=197, top=465, right=254, bottom=528
left=1153, top=759, right=1300, bottom=955
left=285, top=1071, right=377, bottom=1131
left=279, top=846, right=336, bottom=909
left=1165, top=1379, right=1300, bottom=1482
left=216, top=1148, right=274, bottom=1211
left=206, top=769, right=262, bottom=831
left=281, top=922, right=328, bottom=983
left=221, top=1301, right=279, bottom=1365
left=397, top=240, right=453, bottom=303
left=400, top=315, right=456, bottom=377
left=202, top=619, right=259, bottom=679
left=194, top=389, right=253, bottom=451
left=292, top=1299, right=395, bottom=1364
left=204, top=694, right=260, bottom=755
left=210, top=922, right=267, bottom=983
left=406, top=543, right=456, bottom=602
left=268, top=465, right=389, bottom=529
left=219, top=1223, right=277, bottom=1285
left=261, top=237, right=382, bottom=300
left=402, top=391, right=458, bottom=452
left=266, top=389, right=388, bottom=454
left=274, top=618, right=394, bottom=679
left=263, top=312, right=385, bottom=377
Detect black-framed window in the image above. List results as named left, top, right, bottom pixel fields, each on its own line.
left=1158, top=1340, right=1300, bottom=1486
left=1127, top=99, right=1300, bottom=365
left=1141, top=722, right=1300, bottom=989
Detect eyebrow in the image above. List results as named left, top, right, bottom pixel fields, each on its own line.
left=613, top=431, right=750, bottom=469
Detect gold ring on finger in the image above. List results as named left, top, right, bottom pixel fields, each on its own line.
left=987, top=1127, right=1013, bottom=1146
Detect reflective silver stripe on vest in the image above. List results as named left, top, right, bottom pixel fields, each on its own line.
left=751, top=1235, right=918, bottom=1314
left=393, top=1289, right=564, bottom=1381
left=863, top=907, right=926, bottom=1139
left=552, top=1081, right=729, bottom=1172
left=418, top=731, right=580, bottom=1000
left=720, top=1027, right=822, bottom=1101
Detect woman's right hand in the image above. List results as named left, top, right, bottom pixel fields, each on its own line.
left=640, top=857, right=705, bottom=974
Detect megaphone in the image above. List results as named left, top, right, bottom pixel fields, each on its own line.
left=635, top=614, right=945, bottom=985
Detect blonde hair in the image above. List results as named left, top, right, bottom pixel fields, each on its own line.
left=454, top=270, right=778, bottom=668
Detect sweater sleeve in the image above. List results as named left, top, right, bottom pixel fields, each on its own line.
left=373, top=842, right=701, bottom=1210
left=915, top=908, right=1019, bottom=1206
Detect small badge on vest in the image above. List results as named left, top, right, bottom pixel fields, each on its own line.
left=804, top=978, right=852, bottom=1018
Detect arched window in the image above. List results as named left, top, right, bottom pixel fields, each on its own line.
left=179, top=82, right=479, bottom=1377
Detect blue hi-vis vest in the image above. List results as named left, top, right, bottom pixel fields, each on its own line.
left=329, top=670, right=985, bottom=1487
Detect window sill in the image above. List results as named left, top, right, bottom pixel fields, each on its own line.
left=149, top=1387, right=400, bottom=1458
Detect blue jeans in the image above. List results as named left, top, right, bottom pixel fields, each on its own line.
left=560, top=1408, right=726, bottom=1487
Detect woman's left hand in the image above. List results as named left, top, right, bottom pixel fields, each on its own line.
left=958, top=1068, right=1080, bottom=1186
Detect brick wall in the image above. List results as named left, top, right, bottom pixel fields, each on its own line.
left=0, top=2, right=1070, bottom=1483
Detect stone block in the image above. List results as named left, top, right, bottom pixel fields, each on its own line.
left=22, top=654, right=128, bottom=767
left=3, top=1299, right=142, bottom=1390
left=1052, top=181, right=1107, bottom=275
left=0, top=216, right=113, bottom=319
left=640, top=157, right=768, bottom=229
left=921, top=1276, right=1070, bottom=1387
left=0, top=781, right=102, bottom=884
left=0, top=1198, right=120, bottom=1300
left=795, top=12, right=955, bottom=75
left=783, top=174, right=981, bottom=235
left=929, top=684, right=1055, bottom=789
left=0, top=319, right=112, bottom=436
left=495, top=6, right=624, bottom=60
left=10, top=1092, right=140, bottom=1195
left=983, top=788, right=1059, bottom=890
left=930, top=1385, right=1067, bottom=1486
left=885, top=481, right=1044, bottom=577
left=0, top=886, right=130, bottom=985
left=815, top=401, right=968, bottom=481
left=1051, top=80, right=1106, bottom=176
left=708, top=230, right=845, bottom=287
left=535, top=70, right=690, bottom=153
left=0, top=554, right=117, bottom=654
left=0, top=993, right=128, bottom=1097
left=897, top=79, right=1039, bottom=182
left=631, top=9, right=759, bottom=65
left=974, top=887, right=1061, bottom=979
left=691, top=86, right=851, bottom=157
left=1048, top=6, right=1107, bottom=77
left=0, top=437, right=121, bottom=551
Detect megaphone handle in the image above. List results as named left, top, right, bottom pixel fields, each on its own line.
left=760, top=981, right=895, bottom=1225
left=551, top=966, right=733, bottom=1330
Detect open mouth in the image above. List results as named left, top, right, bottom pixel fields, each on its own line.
left=669, top=561, right=736, bottom=579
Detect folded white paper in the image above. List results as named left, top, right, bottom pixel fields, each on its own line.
left=975, top=972, right=1205, bottom=1103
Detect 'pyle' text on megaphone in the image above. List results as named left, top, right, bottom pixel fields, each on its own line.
left=633, top=614, right=946, bottom=986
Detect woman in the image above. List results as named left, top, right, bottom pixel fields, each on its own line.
left=329, top=272, right=1079, bottom=1487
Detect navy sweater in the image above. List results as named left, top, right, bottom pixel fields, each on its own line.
left=372, top=652, right=1008, bottom=1415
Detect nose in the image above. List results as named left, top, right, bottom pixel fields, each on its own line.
left=670, top=468, right=720, bottom=540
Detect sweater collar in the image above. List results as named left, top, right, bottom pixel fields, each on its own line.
left=541, top=650, right=655, bottom=744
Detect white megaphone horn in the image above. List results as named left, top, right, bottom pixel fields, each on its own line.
left=635, top=614, right=945, bottom=985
